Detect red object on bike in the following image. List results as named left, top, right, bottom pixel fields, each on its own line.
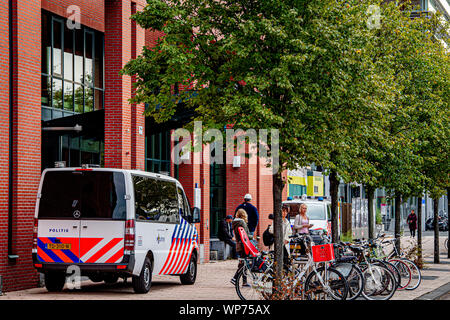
left=238, top=226, right=259, bottom=257
left=311, top=243, right=335, bottom=262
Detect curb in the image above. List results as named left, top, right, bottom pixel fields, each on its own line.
left=414, top=281, right=450, bottom=300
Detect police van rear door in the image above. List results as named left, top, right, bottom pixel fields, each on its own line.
left=37, top=170, right=83, bottom=264
left=36, top=169, right=127, bottom=265
left=77, top=170, right=127, bottom=264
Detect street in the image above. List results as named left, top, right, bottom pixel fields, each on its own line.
left=1, top=235, right=448, bottom=301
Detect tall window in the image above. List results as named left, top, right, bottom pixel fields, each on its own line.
left=41, top=11, right=104, bottom=121
left=146, top=131, right=171, bottom=174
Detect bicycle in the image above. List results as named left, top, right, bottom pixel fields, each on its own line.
left=234, top=251, right=274, bottom=300
left=286, top=234, right=349, bottom=300
left=343, top=240, right=398, bottom=300
left=373, top=234, right=421, bottom=291
left=332, top=243, right=365, bottom=300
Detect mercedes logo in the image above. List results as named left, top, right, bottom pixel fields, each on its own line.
left=73, top=210, right=81, bottom=219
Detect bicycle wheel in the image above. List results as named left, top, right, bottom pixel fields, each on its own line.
left=374, top=260, right=401, bottom=289
left=334, top=262, right=364, bottom=300
left=235, top=264, right=273, bottom=300
left=361, top=264, right=397, bottom=300
left=400, top=258, right=422, bottom=290
left=389, top=258, right=412, bottom=290
left=304, top=266, right=349, bottom=300
left=445, top=238, right=448, bottom=250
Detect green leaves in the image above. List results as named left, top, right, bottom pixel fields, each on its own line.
left=122, top=0, right=449, bottom=197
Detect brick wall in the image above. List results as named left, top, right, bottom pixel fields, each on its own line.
left=104, top=0, right=132, bottom=169
left=41, top=0, right=105, bottom=31
left=0, top=0, right=10, bottom=289
left=0, top=0, right=42, bottom=292
left=130, top=2, right=145, bottom=170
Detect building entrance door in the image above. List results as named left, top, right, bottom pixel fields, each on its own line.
left=210, top=147, right=226, bottom=238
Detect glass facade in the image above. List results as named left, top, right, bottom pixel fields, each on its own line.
left=41, top=11, right=105, bottom=170
left=41, top=11, right=104, bottom=121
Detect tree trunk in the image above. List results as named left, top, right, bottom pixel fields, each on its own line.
left=272, top=170, right=284, bottom=292
left=367, top=185, right=375, bottom=240
left=329, top=169, right=340, bottom=243
left=447, top=188, right=449, bottom=259
left=417, top=196, right=423, bottom=265
left=433, top=196, right=440, bottom=264
left=394, top=194, right=401, bottom=253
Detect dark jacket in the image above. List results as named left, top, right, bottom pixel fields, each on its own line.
left=232, top=218, right=250, bottom=254
left=234, top=202, right=259, bottom=232
left=217, top=219, right=233, bottom=241
left=407, top=213, right=417, bottom=230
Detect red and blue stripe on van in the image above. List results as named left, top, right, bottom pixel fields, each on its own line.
left=37, top=237, right=124, bottom=264
left=159, top=218, right=198, bottom=275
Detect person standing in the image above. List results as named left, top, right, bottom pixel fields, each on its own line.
left=234, top=194, right=259, bottom=239
left=268, top=204, right=293, bottom=268
left=407, top=209, right=418, bottom=238
left=293, top=203, right=314, bottom=235
left=218, top=215, right=237, bottom=258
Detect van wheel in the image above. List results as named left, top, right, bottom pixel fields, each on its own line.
left=132, top=257, right=152, bottom=293
left=180, top=254, right=197, bottom=285
left=45, top=271, right=66, bottom=292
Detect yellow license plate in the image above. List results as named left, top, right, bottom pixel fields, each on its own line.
left=47, top=243, right=71, bottom=250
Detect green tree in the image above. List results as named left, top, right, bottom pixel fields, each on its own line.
left=123, top=0, right=388, bottom=287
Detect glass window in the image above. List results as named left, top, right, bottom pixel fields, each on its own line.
left=133, top=175, right=179, bottom=223
left=85, top=87, right=93, bottom=112
left=42, top=14, right=51, bottom=74
left=42, top=11, right=104, bottom=121
left=41, top=75, right=51, bottom=107
left=85, top=32, right=94, bottom=86
left=64, top=25, right=74, bottom=81
left=52, top=19, right=63, bottom=76
left=303, top=204, right=326, bottom=220
left=95, top=37, right=103, bottom=88
left=52, top=78, right=63, bottom=109
left=74, top=27, right=84, bottom=84
left=63, top=81, right=73, bottom=111
left=39, top=171, right=126, bottom=220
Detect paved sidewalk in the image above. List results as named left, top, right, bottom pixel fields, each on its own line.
left=0, top=236, right=448, bottom=300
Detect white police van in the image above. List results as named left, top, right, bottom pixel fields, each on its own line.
left=32, top=167, right=200, bottom=293
left=283, top=196, right=332, bottom=241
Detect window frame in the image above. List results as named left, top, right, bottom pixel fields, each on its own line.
left=132, top=174, right=180, bottom=225
left=41, top=10, right=105, bottom=121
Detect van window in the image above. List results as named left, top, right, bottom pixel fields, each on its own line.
left=38, top=171, right=126, bottom=220
left=177, top=187, right=191, bottom=218
left=305, top=204, right=326, bottom=220
left=133, top=175, right=179, bottom=223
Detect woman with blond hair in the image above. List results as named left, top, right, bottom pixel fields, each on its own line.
left=293, top=203, right=314, bottom=235
left=230, top=208, right=250, bottom=286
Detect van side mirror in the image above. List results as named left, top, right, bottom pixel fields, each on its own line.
left=191, top=207, right=201, bottom=223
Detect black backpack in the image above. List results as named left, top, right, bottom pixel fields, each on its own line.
left=262, top=225, right=274, bottom=246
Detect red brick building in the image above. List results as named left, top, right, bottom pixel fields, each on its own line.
left=0, top=0, right=282, bottom=292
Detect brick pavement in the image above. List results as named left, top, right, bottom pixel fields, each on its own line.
left=0, top=235, right=448, bottom=300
